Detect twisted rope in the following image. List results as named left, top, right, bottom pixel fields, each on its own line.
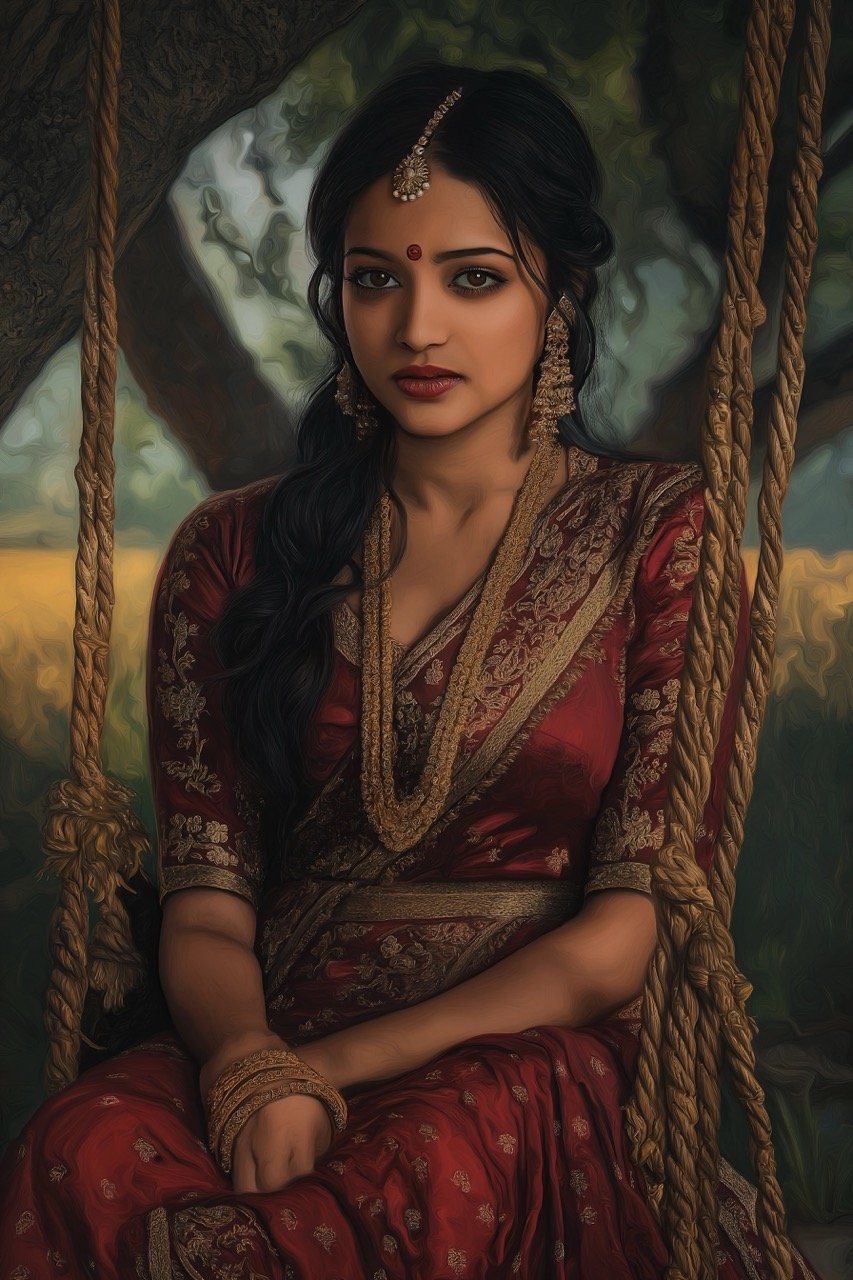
left=626, top=0, right=832, bottom=1276
left=40, top=0, right=148, bottom=1096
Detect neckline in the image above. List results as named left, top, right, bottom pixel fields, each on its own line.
left=333, top=442, right=598, bottom=673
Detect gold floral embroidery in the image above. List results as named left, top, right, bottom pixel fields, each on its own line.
left=313, top=1224, right=337, bottom=1253
left=497, top=1133, right=517, bottom=1154
left=163, top=814, right=238, bottom=867
left=167, top=1203, right=278, bottom=1279
left=156, top=513, right=218, bottom=797
left=476, top=1203, right=495, bottom=1225
left=546, top=845, right=569, bottom=873
left=511, top=1085, right=529, bottom=1103
left=133, top=1138, right=158, bottom=1162
left=572, top=1115, right=590, bottom=1138
left=424, top=657, right=444, bottom=686
left=588, top=676, right=680, bottom=871
left=404, top=1208, right=423, bottom=1232
left=451, top=1168, right=471, bottom=1192
left=663, top=491, right=702, bottom=590
left=447, top=1247, right=468, bottom=1276
left=154, top=497, right=267, bottom=906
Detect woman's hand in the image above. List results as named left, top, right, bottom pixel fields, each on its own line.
left=230, top=1090, right=333, bottom=1194
left=199, top=1031, right=344, bottom=1193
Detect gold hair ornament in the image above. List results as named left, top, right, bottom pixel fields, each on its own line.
left=392, top=87, right=463, bottom=201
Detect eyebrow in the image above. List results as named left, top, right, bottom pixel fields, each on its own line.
left=343, top=245, right=516, bottom=263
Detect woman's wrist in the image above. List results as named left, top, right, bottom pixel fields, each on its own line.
left=198, top=1027, right=286, bottom=1101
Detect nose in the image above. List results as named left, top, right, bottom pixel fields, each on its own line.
left=394, top=278, right=450, bottom=352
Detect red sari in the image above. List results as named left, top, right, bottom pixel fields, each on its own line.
left=1, top=443, right=820, bottom=1279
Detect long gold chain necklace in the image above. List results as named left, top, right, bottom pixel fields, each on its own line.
left=359, top=435, right=562, bottom=852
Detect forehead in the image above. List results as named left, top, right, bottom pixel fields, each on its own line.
left=344, top=166, right=512, bottom=250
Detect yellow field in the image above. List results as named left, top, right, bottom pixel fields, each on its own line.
left=0, top=548, right=160, bottom=780
left=0, top=545, right=850, bottom=782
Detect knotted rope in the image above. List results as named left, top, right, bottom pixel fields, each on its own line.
left=626, top=1, right=832, bottom=1278
left=40, top=0, right=148, bottom=1096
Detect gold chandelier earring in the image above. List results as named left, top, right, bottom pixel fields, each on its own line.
left=528, top=295, right=577, bottom=445
left=335, top=362, right=378, bottom=441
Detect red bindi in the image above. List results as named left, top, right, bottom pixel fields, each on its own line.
left=406, top=243, right=422, bottom=260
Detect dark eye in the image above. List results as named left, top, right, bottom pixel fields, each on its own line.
left=453, top=269, right=504, bottom=293
left=346, top=269, right=398, bottom=290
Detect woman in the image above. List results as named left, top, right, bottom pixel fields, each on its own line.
left=0, top=62, right=819, bottom=1279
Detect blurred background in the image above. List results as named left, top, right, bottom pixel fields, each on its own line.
left=1, top=0, right=850, bottom=1269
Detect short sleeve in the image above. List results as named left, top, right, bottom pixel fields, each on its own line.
left=146, top=493, right=267, bottom=908
left=584, top=480, right=749, bottom=896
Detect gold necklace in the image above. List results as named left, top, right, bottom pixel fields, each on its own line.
left=360, top=436, right=563, bottom=852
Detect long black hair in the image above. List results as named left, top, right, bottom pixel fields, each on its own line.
left=213, top=61, right=615, bottom=870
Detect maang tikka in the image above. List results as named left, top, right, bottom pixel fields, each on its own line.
left=528, top=296, right=577, bottom=444
left=392, top=87, right=463, bottom=201
left=337, top=87, right=466, bottom=439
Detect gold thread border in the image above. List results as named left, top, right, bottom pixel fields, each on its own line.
left=146, top=1206, right=172, bottom=1279
left=159, top=864, right=260, bottom=908
left=584, top=863, right=652, bottom=896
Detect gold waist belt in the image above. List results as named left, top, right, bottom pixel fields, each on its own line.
left=299, top=878, right=582, bottom=923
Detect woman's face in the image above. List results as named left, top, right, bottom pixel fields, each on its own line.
left=341, top=165, right=549, bottom=441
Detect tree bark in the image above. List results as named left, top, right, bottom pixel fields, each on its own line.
left=116, top=202, right=295, bottom=490
left=0, top=0, right=364, bottom=427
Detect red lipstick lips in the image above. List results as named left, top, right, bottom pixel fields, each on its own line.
left=393, top=364, right=462, bottom=399
left=394, top=364, right=460, bottom=378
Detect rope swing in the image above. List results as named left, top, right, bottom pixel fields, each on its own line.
left=626, top=1, right=831, bottom=1277
left=40, top=0, right=147, bottom=1096
left=38, top=0, right=832, bottom=1276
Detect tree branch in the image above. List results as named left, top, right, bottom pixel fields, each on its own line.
left=116, top=203, right=294, bottom=490
left=0, top=0, right=364, bottom=427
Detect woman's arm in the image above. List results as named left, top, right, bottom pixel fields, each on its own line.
left=160, top=886, right=337, bottom=1194
left=299, top=888, right=655, bottom=1093
left=158, top=887, right=284, bottom=1097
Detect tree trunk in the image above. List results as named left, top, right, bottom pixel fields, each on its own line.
left=116, top=202, right=294, bottom=489
left=0, top=0, right=364, bottom=427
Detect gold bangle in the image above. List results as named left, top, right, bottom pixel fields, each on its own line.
left=204, top=1047, right=306, bottom=1122
left=204, top=1047, right=348, bottom=1174
left=207, top=1065, right=328, bottom=1157
left=216, top=1078, right=349, bottom=1174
